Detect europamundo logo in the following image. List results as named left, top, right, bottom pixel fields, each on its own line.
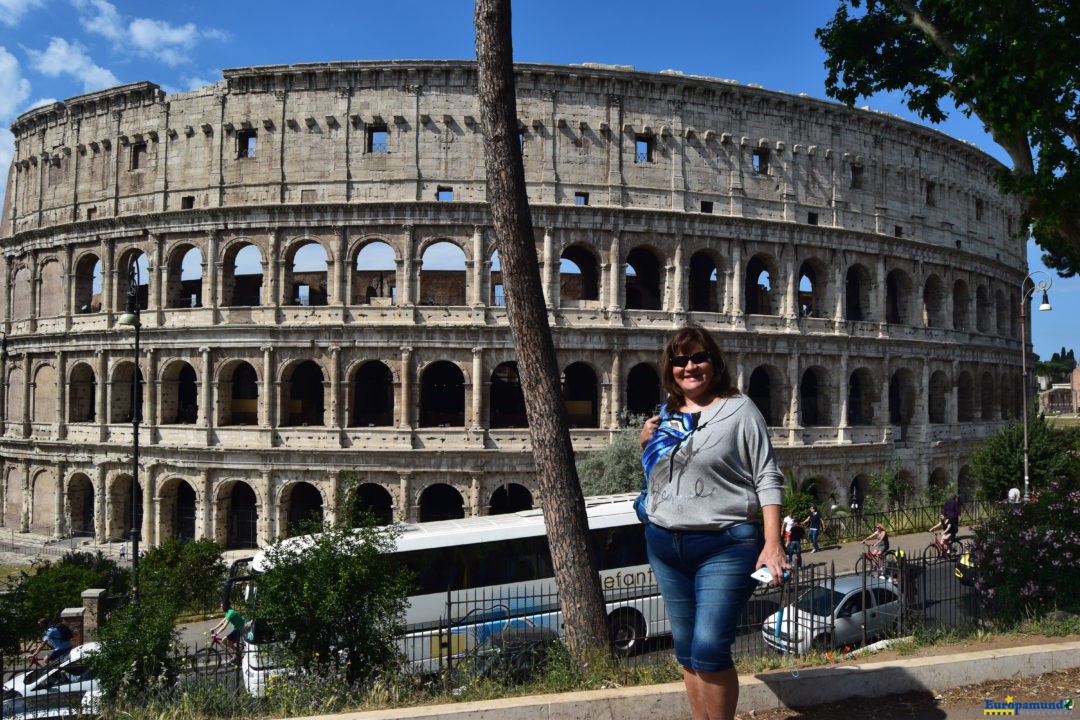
left=983, top=695, right=1075, bottom=716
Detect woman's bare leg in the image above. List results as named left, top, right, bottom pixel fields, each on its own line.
left=683, top=666, right=740, bottom=720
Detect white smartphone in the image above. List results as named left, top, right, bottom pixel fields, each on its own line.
left=751, top=567, right=788, bottom=584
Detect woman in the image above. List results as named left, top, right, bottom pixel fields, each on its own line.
left=863, top=523, right=890, bottom=568
left=639, top=326, right=786, bottom=720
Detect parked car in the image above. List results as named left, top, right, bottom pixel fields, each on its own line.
left=761, top=577, right=900, bottom=655
left=2, top=642, right=99, bottom=718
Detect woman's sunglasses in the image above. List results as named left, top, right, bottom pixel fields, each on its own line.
left=670, top=351, right=712, bottom=367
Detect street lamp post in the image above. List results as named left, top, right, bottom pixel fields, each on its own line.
left=117, top=258, right=142, bottom=605
left=1019, top=270, right=1053, bottom=502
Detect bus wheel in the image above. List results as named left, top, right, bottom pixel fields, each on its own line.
left=608, top=611, right=646, bottom=656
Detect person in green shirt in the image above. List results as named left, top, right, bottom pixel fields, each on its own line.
left=209, top=608, right=245, bottom=665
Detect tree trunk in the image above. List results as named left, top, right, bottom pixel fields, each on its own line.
left=474, top=0, right=609, bottom=656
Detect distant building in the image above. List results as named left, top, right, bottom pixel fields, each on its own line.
left=1039, top=367, right=1080, bottom=414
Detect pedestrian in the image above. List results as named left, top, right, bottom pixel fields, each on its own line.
left=28, top=618, right=72, bottom=664
left=119, top=542, right=127, bottom=560
left=786, top=520, right=805, bottom=568
left=942, top=493, right=960, bottom=537
left=782, top=511, right=795, bottom=545
left=639, top=325, right=785, bottom=720
left=802, top=505, right=824, bottom=553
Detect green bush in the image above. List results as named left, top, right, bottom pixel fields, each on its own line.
left=577, top=421, right=646, bottom=496
left=251, top=519, right=412, bottom=685
left=138, top=538, right=227, bottom=615
left=0, top=551, right=128, bottom=652
left=971, top=473, right=1080, bottom=623
left=970, top=413, right=1080, bottom=501
left=86, top=593, right=182, bottom=704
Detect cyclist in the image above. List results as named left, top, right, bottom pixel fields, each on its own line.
left=209, top=608, right=245, bottom=665
left=28, top=617, right=72, bottom=664
left=928, top=512, right=956, bottom=548
left=862, top=523, right=890, bottom=569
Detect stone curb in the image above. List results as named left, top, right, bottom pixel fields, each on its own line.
left=298, top=640, right=1080, bottom=720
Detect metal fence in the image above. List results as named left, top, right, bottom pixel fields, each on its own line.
left=823, top=500, right=995, bottom=544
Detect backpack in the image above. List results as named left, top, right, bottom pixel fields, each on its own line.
left=56, top=623, right=73, bottom=641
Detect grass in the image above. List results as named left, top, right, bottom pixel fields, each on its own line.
left=0, top=563, right=27, bottom=582
left=1047, top=415, right=1080, bottom=429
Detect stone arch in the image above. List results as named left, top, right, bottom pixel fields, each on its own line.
left=928, top=370, right=949, bottom=424
left=958, top=465, right=974, bottom=504
left=799, top=366, right=831, bottom=426
left=845, top=264, right=872, bottom=322
left=222, top=241, right=264, bottom=306
left=1010, top=292, right=1020, bottom=339
left=847, top=367, right=876, bottom=425
left=419, top=240, right=467, bottom=306
left=885, top=268, right=912, bottom=324
left=975, top=284, right=991, bottom=333
left=218, top=360, right=260, bottom=426
left=489, top=249, right=505, bottom=306
left=994, top=288, right=1008, bottom=336
left=562, top=361, right=599, bottom=427
left=109, top=361, right=145, bottom=424
left=352, top=238, right=397, bottom=305
left=744, top=254, right=777, bottom=315
left=38, top=259, right=65, bottom=318
left=281, top=480, right=324, bottom=534
left=73, top=253, right=103, bottom=314
left=6, top=366, right=25, bottom=424
left=31, top=364, right=57, bottom=423
left=952, top=279, right=970, bottom=330
left=922, top=274, right=946, bottom=328
left=979, top=371, right=996, bottom=421
left=489, top=483, right=533, bottom=515
left=956, top=370, right=975, bottom=422
left=158, top=476, right=197, bottom=541
left=849, top=474, right=869, bottom=513
left=281, top=359, right=326, bottom=427
left=4, top=466, right=24, bottom=529
left=108, top=473, right=142, bottom=541
left=349, top=360, right=394, bottom=427
left=489, top=361, right=527, bottom=428
left=999, top=372, right=1015, bottom=419
left=68, top=362, right=96, bottom=423
left=10, top=265, right=31, bottom=320
left=560, top=243, right=600, bottom=303
left=159, top=360, right=198, bottom=424
left=419, top=360, right=465, bottom=427
left=418, top=482, right=465, bottom=522
left=284, top=239, right=330, bottom=306
left=748, top=364, right=785, bottom=427
left=687, top=250, right=722, bottom=312
left=114, top=249, right=149, bottom=313
left=625, top=245, right=663, bottom=310
left=165, top=243, right=203, bottom=308
left=888, top=367, right=916, bottom=428
left=929, top=467, right=950, bottom=497
left=217, top=480, right=258, bottom=549
left=625, top=362, right=661, bottom=418
left=344, top=482, right=394, bottom=526
left=30, top=468, right=57, bottom=536
left=797, top=257, right=828, bottom=319
left=66, top=472, right=94, bottom=536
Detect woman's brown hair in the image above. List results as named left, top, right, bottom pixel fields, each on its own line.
left=661, top=325, right=737, bottom=410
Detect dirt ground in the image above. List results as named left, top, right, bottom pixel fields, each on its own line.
left=737, top=634, right=1079, bottom=719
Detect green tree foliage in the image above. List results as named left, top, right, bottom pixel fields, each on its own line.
left=817, top=0, right=1080, bottom=276
left=251, top=519, right=412, bottom=684
left=969, top=413, right=1080, bottom=501
left=1035, top=346, right=1077, bottom=383
left=781, top=473, right=818, bottom=522
left=576, top=422, right=646, bottom=496
left=86, top=594, right=182, bottom=704
left=971, top=473, right=1080, bottom=622
left=862, top=457, right=911, bottom=512
left=0, top=551, right=128, bottom=652
left=138, top=538, right=227, bottom=615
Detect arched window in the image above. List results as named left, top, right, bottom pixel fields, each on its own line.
left=420, top=241, right=467, bottom=306
left=350, top=361, right=394, bottom=427
left=928, top=370, right=949, bottom=423
left=224, top=243, right=264, bottom=307
left=744, top=255, right=775, bottom=316
left=885, top=269, right=912, bottom=324
left=220, top=361, right=259, bottom=425
left=923, top=275, right=946, bottom=328
left=625, top=363, right=661, bottom=419
left=287, top=242, right=329, bottom=306
left=799, top=367, right=830, bottom=426
left=888, top=369, right=916, bottom=428
left=419, top=484, right=465, bottom=522
left=957, top=371, right=975, bottom=422
left=283, top=361, right=325, bottom=426
left=560, top=245, right=600, bottom=303
left=688, top=252, right=720, bottom=312
left=353, top=241, right=396, bottom=305
left=284, top=482, right=324, bottom=534
left=489, top=362, right=527, bottom=428
left=489, top=483, right=533, bottom=514
left=68, top=363, right=96, bottom=423
left=845, top=265, right=871, bottom=321
left=562, top=362, right=599, bottom=427
left=952, top=280, right=970, bottom=330
left=748, top=365, right=783, bottom=426
left=847, top=368, right=875, bottom=425
left=625, top=246, right=662, bottom=310
left=73, top=254, right=103, bottom=314
left=797, top=259, right=827, bottom=319
left=419, top=361, right=465, bottom=427
left=980, top=372, right=996, bottom=421
left=344, top=483, right=394, bottom=526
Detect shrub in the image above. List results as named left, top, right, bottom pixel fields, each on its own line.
left=971, top=474, right=1080, bottom=623
left=577, top=420, right=647, bottom=496
left=86, top=593, right=182, bottom=704
left=970, top=413, right=1080, bottom=501
left=138, top=538, right=227, bottom=615
left=251, top=518, right=412, bottom=685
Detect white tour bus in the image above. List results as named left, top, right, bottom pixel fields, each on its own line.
left=225, top=493, right=667, bottom=695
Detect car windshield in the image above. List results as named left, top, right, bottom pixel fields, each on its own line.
left=795, top=586, right=845, bottom=615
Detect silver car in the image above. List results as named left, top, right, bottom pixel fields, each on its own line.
left=2, top=642, right=99, bottom=719
left=761, top=576, right=900, bottom=655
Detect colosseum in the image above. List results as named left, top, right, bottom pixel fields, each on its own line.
left=1, top=60, right=1026, bottom=549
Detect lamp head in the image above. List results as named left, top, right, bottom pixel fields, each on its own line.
left=117, top=288, right=140, bottom=327
left=1038, top=290, right=1052, bottom=312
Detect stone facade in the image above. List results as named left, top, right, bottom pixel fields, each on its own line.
left=0, top=61, right=1029, bottom=549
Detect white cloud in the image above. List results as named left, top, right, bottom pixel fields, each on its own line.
left=74, top=0, right=226, bottom=67
left=0, top=0, right=44, bottom=27
left=0, top=45, right=31, bottom=118
left=27, top=37, right=120, bottom=93
left=25, top=96, right=58, bottom=110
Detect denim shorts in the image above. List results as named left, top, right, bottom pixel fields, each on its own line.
left=646, top=522, right=762, bottom=671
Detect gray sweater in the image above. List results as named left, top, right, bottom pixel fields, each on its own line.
left=646, top=394, right=784, bottom=531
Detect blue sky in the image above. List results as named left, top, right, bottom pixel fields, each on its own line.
left=1, top=0, right=1074, bottom=360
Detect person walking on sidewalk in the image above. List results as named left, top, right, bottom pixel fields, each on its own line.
left=786, top=521, right=805, bottom=568
left=638, top=325, right=786, bottom=720
left=802, top=505, right=825, bottom=553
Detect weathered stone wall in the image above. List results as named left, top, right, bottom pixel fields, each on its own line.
left=0, top=61, right=1028, bottom=546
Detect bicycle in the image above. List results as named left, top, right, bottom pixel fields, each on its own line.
left=193, top=633, right=243, bottom=671
left=922, top=531, right=964, bottom=560
left=854, top=542, right=897, bottom=577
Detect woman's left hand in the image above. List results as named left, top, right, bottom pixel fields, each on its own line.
left=755, top=541, right=789, bottom=587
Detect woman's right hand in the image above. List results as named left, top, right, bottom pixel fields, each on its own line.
left=640, top=415, right=661, bottom=448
